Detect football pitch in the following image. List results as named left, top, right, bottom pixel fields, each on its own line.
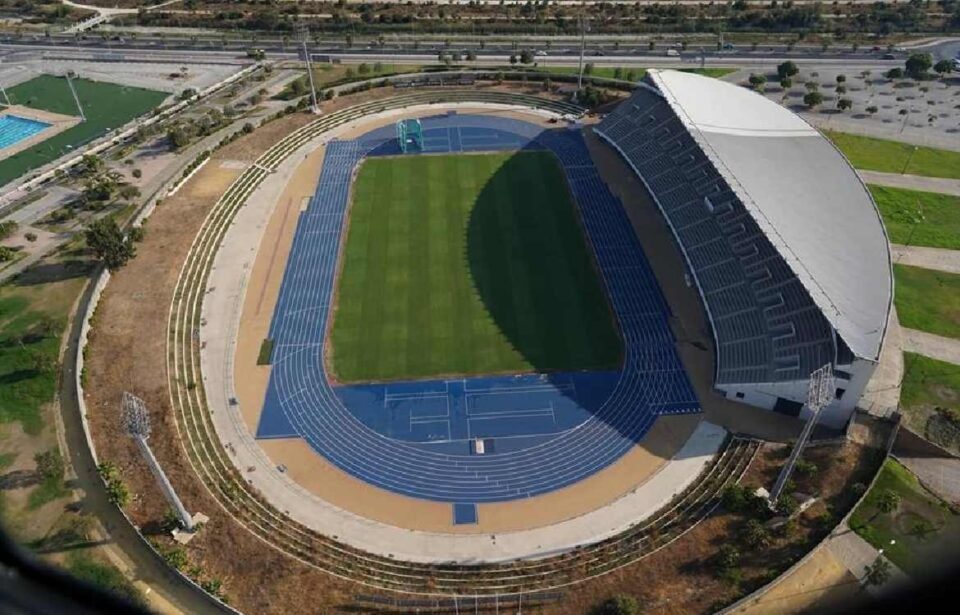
left=329, top=151, right=623, bottom=383
left=0, top=75, right=167, bottom=187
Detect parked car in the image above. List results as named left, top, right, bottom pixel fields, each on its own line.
left=666, top=49, right=680, bottom=57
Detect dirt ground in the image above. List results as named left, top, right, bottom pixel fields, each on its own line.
left=547, top=441, right=878, bottom=615
left=732, top=547, right=862, bottom=614
left=83, top=111, right=368, bottom=614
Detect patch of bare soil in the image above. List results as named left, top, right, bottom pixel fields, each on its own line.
left=84, top=111, right=359, bottom=612
left=549, top=442, right=880, bottom=615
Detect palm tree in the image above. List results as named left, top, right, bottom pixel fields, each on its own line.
left=877, top=489, right=901, bottom=515
left=863, top=556, right=891, bottom=589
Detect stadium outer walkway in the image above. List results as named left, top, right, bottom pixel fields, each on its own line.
left=197, top=102, right=725, bottom=563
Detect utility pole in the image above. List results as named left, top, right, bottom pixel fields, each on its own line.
left=297, top=23, right=320, bottom=114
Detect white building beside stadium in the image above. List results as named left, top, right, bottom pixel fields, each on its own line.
left=596, top=69, right=893, bottom=428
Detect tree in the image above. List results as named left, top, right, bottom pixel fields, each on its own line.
left=877, top=489, right=901, bottom=514
left=98, top=462, right=130, bottom=507
left=167, top=125, right=192, bottom=150
left=885, top=67, right=904, bottom=80
left=837, top=98, right=853, bottom=112
left=519, top=49, right=533, bottom=64
left=933, top=59, right=954, bottom=77
left=594, top=594, right=640, bottom=615
left=836, top=84, right=847, bottom=95
left=584, top=62, right=595, bottom=75
left=803, top=91, right=824, bottom=108
left=714, top=544, right=741, bottom=576
left=742, top=519, right=772, bottom=548
left=84, top=218, right=136, bottom=271
left=863, top=556, right=891, bottom=588
left=866, top=105, right=879, bottom=115
left=508, top=54, right=517, bottom=65
left=780, top=77, right=793, bottom=90
left=776, top=60, right=799, bottom=80
left=77, top=154, right=105, bottom=177
left=905, top=53, right=933, bottom=80
left=748, top=73, right=767, bottom=91
left=836, top=74, right=847, bottom=83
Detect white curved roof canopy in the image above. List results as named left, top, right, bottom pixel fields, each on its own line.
left=648, top=69, right=892, bottom=361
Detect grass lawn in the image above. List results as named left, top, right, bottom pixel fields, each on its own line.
left=0, top=261, right=91, bottom=434
left=0, top=75, right=167, bottom=187
left=849, top=458, right=960, bottom=577
left=870, top=185, right=960, bottom=249
left=329, top=151, right=622, bottom=382
left=540, top=66, right=735, bottom=80
left=899, top=353, right=960, bottom=454
left=893, top=264, right=960, bottom=339
left=824, top=131, right=960, bottom=180
left=65, top=550, right=144, bottom=606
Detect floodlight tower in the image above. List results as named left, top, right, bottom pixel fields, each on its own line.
left=64, top=70, right=86, bottom=122
left=122, top=392, right=205, bottom=538
left=768, top=364, right=836, bottom=507
left=0, top=59, right=11, bottom=106
left=296, top=23, right=320, bottom=114
left=576, top=10, right=589, bottom=92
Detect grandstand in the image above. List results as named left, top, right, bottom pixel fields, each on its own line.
left=596, top=69, right=893, bottom=428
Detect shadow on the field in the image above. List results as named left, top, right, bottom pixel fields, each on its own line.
left=457, top=143, right=691, bottom=447
left=463, top=147, right=623, bottom=375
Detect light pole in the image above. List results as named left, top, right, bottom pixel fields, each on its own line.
left=122, top=392, right=207, bottom=542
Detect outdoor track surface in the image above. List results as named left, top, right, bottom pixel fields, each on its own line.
left=256, top=113, right=699, bottom=503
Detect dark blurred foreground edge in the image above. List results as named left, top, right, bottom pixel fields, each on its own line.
left=0, top=518, right=956, bottom=613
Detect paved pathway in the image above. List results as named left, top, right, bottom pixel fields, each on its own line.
left=896, top=455, right=960, bottom=505
left=901, top=328, right=960, bottom=365
left=860, top=308, right=903, bottom=419
left=860, top=171, right=960, bottom=197
left=891, top=244, right=960, bottom=275
left=827, top=526, right=912, bottom=597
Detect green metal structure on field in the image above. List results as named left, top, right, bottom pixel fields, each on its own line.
left=396, top=118, right=423, bottom=153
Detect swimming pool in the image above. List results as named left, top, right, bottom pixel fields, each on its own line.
left=0, top=114, right=51, bottom=150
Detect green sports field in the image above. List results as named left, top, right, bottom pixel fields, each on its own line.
left=329, top=151, right=623, bottom=383
left=869, top=185, right=960, bottom=250
left=0, top=75, right=167, bottom=187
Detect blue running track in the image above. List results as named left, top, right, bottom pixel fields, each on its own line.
left=256, top=113, right=699, bottom=503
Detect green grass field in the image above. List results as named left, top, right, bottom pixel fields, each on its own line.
left=329, top=151, right=622, bottom=382
left=0, top=75, right=167, bottom=187
left=870, top=185, right=960, bottom=249
left=900, top=353, right=960, bottom=454
left=850, top=458, right=960, bottom=576
left=0, top=259, right=90, bottom=435
left=825, top=131, right=960, bottom=180
left=539, top=66, right=735, bottom=80
left=894, top=264, right=960, bottom=339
